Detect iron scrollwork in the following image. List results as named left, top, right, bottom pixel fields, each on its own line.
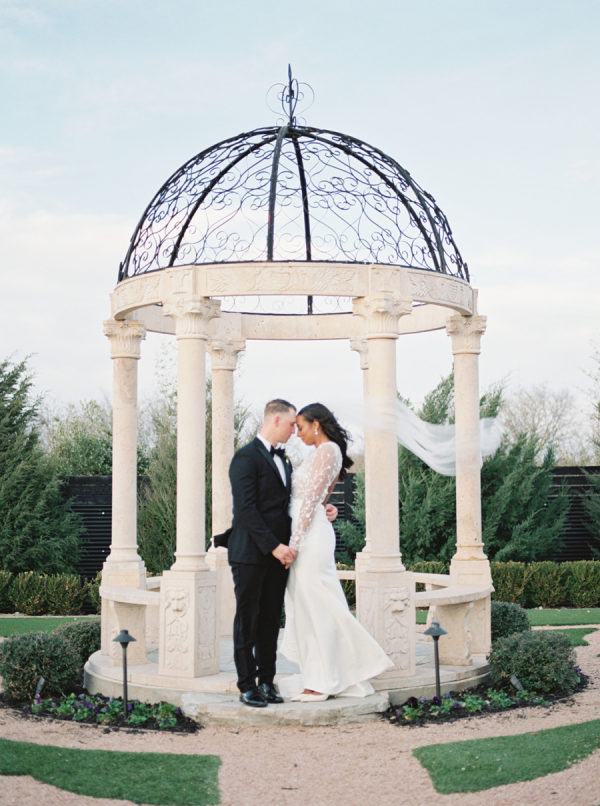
left=119, top=72, right=469, bottom=315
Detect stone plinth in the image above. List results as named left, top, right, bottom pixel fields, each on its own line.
left=158, top=569, right=219, bottom=677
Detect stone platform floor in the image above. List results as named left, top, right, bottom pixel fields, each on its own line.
left=85, top=631, right=489, bottom=727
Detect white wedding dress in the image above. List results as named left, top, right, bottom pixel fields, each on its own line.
left=278, top=441, right=393, bottom=698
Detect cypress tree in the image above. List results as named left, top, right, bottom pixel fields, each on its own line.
left=0, top=358, right=81, bottom=573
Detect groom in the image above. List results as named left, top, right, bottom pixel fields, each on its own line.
left=227, top=399, right=298, bottom=707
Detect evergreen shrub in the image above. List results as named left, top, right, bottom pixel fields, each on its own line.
left=0, top=631, right=80, bottom=702
left=491, top=601, right=530, bottom=642
left=53, top=619, right=101, bottom=665
left=490, top=562, right=532, bottom=605
left=488, top=630, right=579, bottom=696
left=86, top=571, right=101, bottom=614
left=526, top=562, right=568, bottom=608
left=45, top=574, right=87, bottom=615
left=563, top=561, right=600, bottom=608
left=0, top=570, right=13, bottom=613
left=9, top=572, right=49, bottom=615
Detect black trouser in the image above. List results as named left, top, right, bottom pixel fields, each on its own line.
left=231, top=559, right=288, bottom=693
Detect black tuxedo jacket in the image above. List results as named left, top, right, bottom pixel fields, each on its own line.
left=226, top=437, right=292, bottom=566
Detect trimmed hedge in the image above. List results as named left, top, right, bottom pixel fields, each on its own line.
left=1, top=572, right=100, bottom=616
left=491, top=561, right=600, bottom=608
left=0, top=561, right=598, bottom=615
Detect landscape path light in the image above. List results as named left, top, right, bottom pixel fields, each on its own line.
left=424, top=621, right=447, bottom=701
left=113, top=629, right=136, bottom=717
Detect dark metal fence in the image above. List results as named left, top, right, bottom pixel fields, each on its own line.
left=65, top=467, right=598, bottom=577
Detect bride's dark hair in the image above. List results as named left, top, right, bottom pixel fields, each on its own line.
left=298, top=403, right=353, bottom=480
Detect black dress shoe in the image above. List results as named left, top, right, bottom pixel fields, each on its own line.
left=239, top=688, right=268, bottom=708
left=259, top=683, right=284, bottom=704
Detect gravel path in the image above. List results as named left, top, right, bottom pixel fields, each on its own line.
left=1, top=627, right=599, bottom=806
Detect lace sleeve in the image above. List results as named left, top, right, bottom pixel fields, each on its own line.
left=290, top=442, right=341, bottom=551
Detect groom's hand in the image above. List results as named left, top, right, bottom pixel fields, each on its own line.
left=272, top=543, right=295, bottom=567
left=325, top=504, right=338, bottom=522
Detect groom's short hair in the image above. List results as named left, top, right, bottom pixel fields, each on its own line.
left=264, top=398, right=296, bottom=418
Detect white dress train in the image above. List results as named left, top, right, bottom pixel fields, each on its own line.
left=278, top=441, right=393, bottom=699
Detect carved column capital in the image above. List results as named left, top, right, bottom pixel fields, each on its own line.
left=103, top=319, right=146, bottom=359
left=353, top=295, right=412, bottom=338
left=446, top=314, right=487, bottom=355
left=350, top=338, right=369, bottom=370
left=163, top=296, right=221, bottom=340
left=208, top=338, right=246, bottom=371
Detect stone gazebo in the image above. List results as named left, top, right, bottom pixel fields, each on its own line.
left=87, top=74, right=493, bottom=718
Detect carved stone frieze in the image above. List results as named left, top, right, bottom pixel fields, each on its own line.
left=408, top=270, right=473, bottom=313
left=196, top=586, right=216, bottom=664
left=382, top=587, right=412, bottom=671
left=103, top=319, right=146, bottom=359
left=446, top=314, right=487, bottom=355
left=162, top=586, right=190, bottom=670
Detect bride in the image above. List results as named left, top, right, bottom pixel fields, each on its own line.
left=279, top=403, right=393, bottom=702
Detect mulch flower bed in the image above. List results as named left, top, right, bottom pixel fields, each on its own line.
left=0, top=688, right=199, bottom=733
left=385, top=673, right=589, bottom=727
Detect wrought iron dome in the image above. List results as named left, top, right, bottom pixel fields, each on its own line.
left=119, top=69, right=469, bottom=314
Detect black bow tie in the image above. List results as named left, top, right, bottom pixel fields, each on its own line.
left=270, top=446, right=286, bottom=460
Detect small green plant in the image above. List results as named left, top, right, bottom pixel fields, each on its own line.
left=154, top=701, right=179, bottom=728
left=0, top=631, right=80, bottom=702
left=128, top=702, right=153, bottom=726
left=461, top=693, right=485, bottom=712
left=488, top=629, right=580, bottom=695
left=491, top=600, right=531, bottom=642
left=29, top=692, right=191, bottom=731
left=485, top=688, right=514, bottom=708
left=429, top=694, right=457, bottom=716
left=51, top=694, right=77, bottom=718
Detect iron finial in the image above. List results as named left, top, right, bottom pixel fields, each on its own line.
left=267, top=66, right=314, bottom=127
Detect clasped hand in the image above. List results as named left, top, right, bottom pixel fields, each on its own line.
left=272, top=543, right=297, bottom=569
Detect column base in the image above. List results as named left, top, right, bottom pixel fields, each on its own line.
left=450, top=555, right=492, bottom=587
left=206, top=546, right=235, bottom=637
left=158, top=568, right=219, bottom=678
left=356, top=567, right=415, bottom=683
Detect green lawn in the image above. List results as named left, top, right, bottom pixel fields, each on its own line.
left=414, top=718, right=600, bottom=793
left=527, top=608, right=600, bottom=626
left=547, top=627, right=597, bottom=646
left=415, top=607, right=600, bottom=627
left=0, top=738, right=220, bottom=805
left=0, top=616, right=98, bottom=637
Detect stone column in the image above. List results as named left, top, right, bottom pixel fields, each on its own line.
left=206, top=337, right=245, bottom=637
left=446, top=313, right=492, bottom=655
left=158, top=297, right=221, bottom=677
left=349, top=338, right=371, bottom=565
left=101, top=319, right=147, bottom=663
left=352, top=296, right=416, bottom=683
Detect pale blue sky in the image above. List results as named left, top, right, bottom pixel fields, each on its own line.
left=1, top=0, right=599, bottom=436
